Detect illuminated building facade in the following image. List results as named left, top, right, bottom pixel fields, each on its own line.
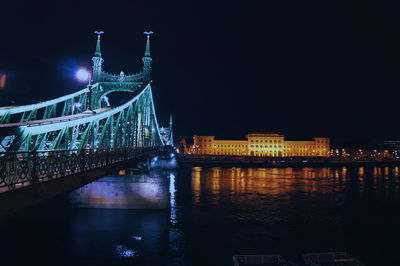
left=383, top=140, right=400, bottom=151
left=187, top=133, right=330, bottom=157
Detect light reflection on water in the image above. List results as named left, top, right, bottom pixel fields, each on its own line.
left=184, top=166, right=400, bottom=265
left=169, top=172, right=177, bottom=225
left=1, top=166, right=400, bottom=266
left=191, top=166, right=400, bottom=199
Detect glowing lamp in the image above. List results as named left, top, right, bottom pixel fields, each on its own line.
left=75, top=68, right=91, bottom=82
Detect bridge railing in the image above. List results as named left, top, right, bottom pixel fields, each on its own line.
left=0, top=147, right=161, bottom=193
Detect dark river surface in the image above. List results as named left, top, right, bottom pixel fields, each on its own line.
left=1, top=166, right=400, bottom=266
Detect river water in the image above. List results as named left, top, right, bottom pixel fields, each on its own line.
left=1, top=166, right=400, bottom=266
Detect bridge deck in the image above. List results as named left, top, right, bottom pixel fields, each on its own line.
left=0, top=107, right=111, bottom=128
left=0, top=147, right=162, bottom=193
left=0, top=147, right=166, bottom=218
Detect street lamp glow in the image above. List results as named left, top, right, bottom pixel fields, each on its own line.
left=75, top=68, right=91, bottom=82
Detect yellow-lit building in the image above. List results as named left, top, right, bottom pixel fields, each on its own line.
left=187, top=133, right=330, bottom=157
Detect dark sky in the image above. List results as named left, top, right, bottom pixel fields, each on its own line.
left=0, top=1, right=400, bottom=144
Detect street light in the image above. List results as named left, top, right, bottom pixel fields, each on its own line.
left=75, top=68, right=91, bottom=84
left=75, top=68, right=94, bottom=113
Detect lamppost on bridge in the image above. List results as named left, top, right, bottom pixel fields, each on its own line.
left=75, top=68, right=91, bottom=83
left=75, top=31, right=104, bottom=113
left=75, top=67, right=94, bottom=113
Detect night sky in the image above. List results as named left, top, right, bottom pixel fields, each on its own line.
left=1, top=1, right=399, bottom=144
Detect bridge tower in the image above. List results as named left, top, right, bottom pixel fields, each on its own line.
left=92, top=31, right=104, bottom=83
left=142, top=31, right=153, bottom=83
left=0, top=31, right=171, bottom=152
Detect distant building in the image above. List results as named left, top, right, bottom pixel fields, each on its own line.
left=383, top=140, right=400, bottom=151
left=330, top=141, right=396, bottom=160
left=184, top=132, right=330, bottom=157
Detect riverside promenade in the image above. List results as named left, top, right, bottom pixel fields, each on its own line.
left=178, top=154, right=400, bottom=168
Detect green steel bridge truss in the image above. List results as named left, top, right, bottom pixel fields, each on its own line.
left=0, top=32, right=171, bottom=152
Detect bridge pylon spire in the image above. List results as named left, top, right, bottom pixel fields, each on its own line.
left=142, top=31, right=153, bottom=83
left=92, top=31, right=104, bottom=83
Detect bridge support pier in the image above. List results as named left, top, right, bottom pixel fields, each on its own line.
left=0, top=154, right=155, bottom=221
left=69, top=172, right=170, bottom=209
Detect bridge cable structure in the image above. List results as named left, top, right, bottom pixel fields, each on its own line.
left=0, top=31, right=172, bottom=152
left=0, top=31, right=173, bottom=192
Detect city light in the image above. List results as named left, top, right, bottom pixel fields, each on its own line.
left=75, top=68, right=91, bottom=82
left=0, top=73, right=6, bottom=89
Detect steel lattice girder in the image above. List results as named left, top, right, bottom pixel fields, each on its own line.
left=7, top=84, right=164, bottom=151
left=0, top=33, right=170, bottom=151
left=0, top=88, right=89, bottom=123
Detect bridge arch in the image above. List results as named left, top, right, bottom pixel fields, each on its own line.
left=0, top=32, right=172, bottom=152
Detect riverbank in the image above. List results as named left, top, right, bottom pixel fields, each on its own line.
left=178, top=154, right=400, bottom=168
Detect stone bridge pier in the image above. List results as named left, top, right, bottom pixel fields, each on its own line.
left=69, top=170, right=170, bottom=209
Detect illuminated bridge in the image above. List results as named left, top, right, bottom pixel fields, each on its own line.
left=0, top=32, right=173, bottom=215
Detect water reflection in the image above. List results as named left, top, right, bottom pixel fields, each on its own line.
left=169, top=173, right=177, bottom=225
left=68, top=208, right=169, bottom=265
left=167, top=171, right=186, bottom=266
left=2, top=166, right=400, bottom=266
left=190, top=166, right=400, bottom=200
left=186, top=166, right=400, bottom=265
